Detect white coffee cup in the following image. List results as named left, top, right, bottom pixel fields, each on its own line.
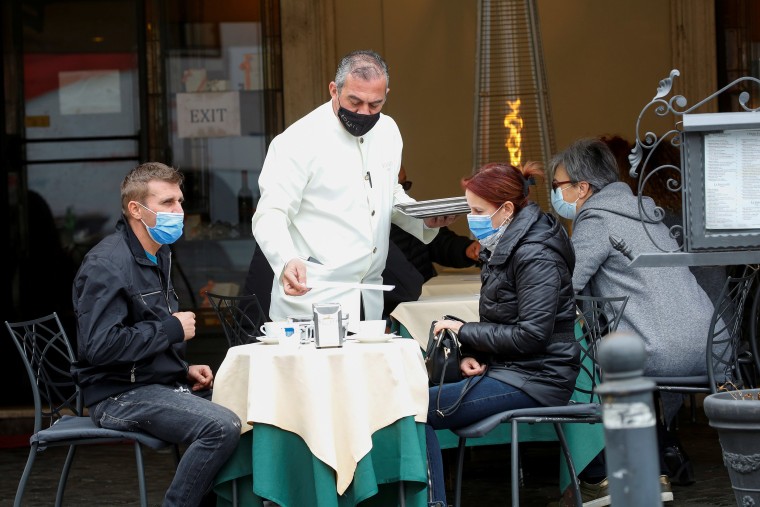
left=260, top=321, right=296, bottom=340
left=355, top=319, right=387, bottom=337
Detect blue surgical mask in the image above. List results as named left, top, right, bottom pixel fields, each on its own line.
left=137, top=202, right=184, bottom=244
left=467, top=203, right=507, bottom=240
left=478, top=219, right=511, bottom=251
left=551, top=187, right=578, bottom=220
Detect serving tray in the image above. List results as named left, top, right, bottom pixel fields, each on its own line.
left=394, top=197, right=470, bottom=218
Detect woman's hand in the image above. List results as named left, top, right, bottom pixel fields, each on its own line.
left=433, top=319, right=464, bottom=335
left=460, top=357, right=486, bottom=377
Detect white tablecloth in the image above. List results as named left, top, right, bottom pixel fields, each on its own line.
left=420, top=272, right=481, bottom=299
left=390, top=294, right=480, bottom=348
left=211, top=339, right=429, bottom=494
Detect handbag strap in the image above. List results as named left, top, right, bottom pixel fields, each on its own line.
left=433, top=315, right=486, bottom=418
left=435, top=366, right=488, bottom=418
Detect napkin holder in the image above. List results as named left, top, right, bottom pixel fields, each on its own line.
left=313, top=303, right=344, bottom=348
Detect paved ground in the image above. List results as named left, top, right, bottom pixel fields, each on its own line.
left=0, top=400, right=738, bottom=506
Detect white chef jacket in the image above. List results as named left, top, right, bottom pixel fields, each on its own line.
left=252, top=101, right=438, bottom=323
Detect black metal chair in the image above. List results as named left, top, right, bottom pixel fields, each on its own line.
left=650, top=266, right=760, bottom=404
left=5, top=312, right=180, bottom=507
left=205, top=291, right=268, bottom=348
left=451, top=294, right=629, bottom=507
left=204, top=292, right=269, bottom=506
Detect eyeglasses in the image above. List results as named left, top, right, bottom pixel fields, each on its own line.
left=551, top=179, right=576, bottom=191
left=401, top=180, right=413, bottom=191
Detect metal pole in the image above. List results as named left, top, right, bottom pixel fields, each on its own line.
left=596, top=331, right=662, bottom=507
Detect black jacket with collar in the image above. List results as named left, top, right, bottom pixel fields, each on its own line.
left=458, top=202, right=580, bottom=406
left=71, top=217, right=188, bottom=407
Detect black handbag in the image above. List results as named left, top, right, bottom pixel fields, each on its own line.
left=425, top=315, right=486, bottom=418
left=425, top=315, right=466, bottom=386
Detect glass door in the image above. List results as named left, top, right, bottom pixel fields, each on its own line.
left=18, top=0, right=143, bottom=326
left=21, top=0, right=143, bottom=266
left=161, top=0, right=280, bottom=310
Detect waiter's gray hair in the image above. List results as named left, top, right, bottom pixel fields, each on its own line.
left=334, top=50, right=389, bottom=94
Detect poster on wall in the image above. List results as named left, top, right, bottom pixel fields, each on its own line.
left=227, top=47, right=263, bottom=91
left=59, top=70, right=121, bottom=115
left=176, top=91, right=241, bottom=138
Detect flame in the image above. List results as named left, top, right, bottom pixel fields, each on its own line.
left=504, top=99, right=523, bottom=166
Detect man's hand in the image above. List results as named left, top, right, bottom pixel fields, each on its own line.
left=465, top=240, right=481, bottom=261
left=424, top=214, right=458, bottom=228
left=173, top=311, right=196, bottom=341
left=282, top=258, right=310, bottom=296
left=188, top=364, right=214, bottom=391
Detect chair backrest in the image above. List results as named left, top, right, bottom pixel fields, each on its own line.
left=205, top=291, right=267, bottom=347
left=573, top=294, right=629, bottom=403
left=707, top=266, right=758, bottom=392
left=5, top=312, right=82, bottom=433
left=242, top=243, right=274, bottom=320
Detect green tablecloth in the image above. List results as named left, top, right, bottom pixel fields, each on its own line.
left=213, top=417, right=428, bottom=507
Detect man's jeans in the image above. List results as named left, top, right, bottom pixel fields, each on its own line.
left=90, top=384, right=241, bottom=507
left=425, top=376, right=541, bottom=505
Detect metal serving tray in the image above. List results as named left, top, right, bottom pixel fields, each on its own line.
left=394, top=197, right=470, bottom=218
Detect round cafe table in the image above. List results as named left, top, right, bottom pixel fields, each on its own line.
left=211, top=338, right=429, bottom=507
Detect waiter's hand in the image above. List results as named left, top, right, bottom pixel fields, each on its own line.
left=282, top=258, right=310, bottom=296
left=465, top=240, right=481, bottom=261
left=424, top=214, right=458, bottom=228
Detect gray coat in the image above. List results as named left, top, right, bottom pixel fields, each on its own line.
left=572, top=182, right=715, bottom=377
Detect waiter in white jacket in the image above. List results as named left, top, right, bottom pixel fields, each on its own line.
left=252, top=50, right=454, bottom=323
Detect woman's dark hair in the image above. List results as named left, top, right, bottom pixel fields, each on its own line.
left=462, top=161, right=543, bottom=212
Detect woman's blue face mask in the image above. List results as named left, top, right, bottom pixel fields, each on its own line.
left=550, top=186, right=578, bottom=220
left=467, top=203, right=506, bottom=240
left=136, top=202, right=184, bottom=244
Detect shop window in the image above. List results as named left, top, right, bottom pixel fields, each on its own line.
left=716, top=0, right=760, bottom=111
left=161, top=0, right=282, bottom=310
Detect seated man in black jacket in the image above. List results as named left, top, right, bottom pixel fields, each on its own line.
left=382, top=166, right=480, bottom=317
left=71, top=163, right=241, bottom=507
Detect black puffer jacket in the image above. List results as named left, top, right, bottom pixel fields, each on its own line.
left=71, top=217, right=188, bottom=408
left=458, top=202, right=579, bottom=406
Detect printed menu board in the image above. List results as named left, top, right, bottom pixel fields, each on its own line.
left=704, top=130, right=760, bottom=229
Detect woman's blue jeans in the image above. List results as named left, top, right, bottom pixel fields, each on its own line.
left=90, top=384, right=241, bottom=507
left=425, top=376, right=540, bottom=505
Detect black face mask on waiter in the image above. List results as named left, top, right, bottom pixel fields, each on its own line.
left=337, top=99, right=381, bottom=137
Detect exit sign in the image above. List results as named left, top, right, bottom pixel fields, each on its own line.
left=176, top=91, right=241, bottom=138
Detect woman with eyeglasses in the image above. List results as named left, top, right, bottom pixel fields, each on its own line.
left=425, top=161, right=580, bottom=506
left=548, top=138, right=716, bottom=503
left=549, top=137, right=714, bottom=396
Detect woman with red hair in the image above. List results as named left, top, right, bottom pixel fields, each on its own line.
left=425, top=162, right=580, bottom=506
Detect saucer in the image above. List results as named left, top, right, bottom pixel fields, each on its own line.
left=257, top=335, right=279, bottom=345
left=352, top=334, right=395, bottom=343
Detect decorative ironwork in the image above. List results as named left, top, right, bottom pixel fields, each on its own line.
left=629, top=69, right=760, bottom=252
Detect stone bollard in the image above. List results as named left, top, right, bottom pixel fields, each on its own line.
left=596, top=331, right=662, bottom=507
